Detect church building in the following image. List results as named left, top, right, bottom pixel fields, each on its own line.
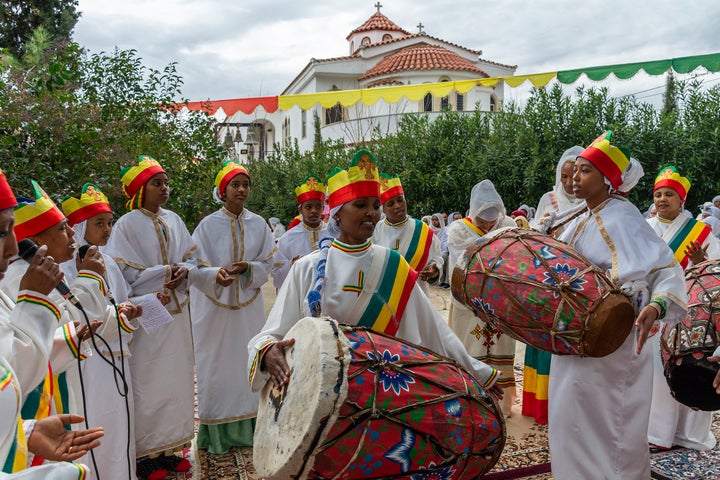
left=219, top=4, right=517, bottom=162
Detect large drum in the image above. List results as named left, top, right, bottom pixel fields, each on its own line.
left=661, top=259, right=720, bottom=411
left=254, top=317, right=505, bottom=480
left=452, top=228, right=635, bottom=357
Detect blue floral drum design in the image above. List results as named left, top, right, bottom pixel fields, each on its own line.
left=308, top=326, right=506, bottom=479
left=452, top=228, right=635, bottom=357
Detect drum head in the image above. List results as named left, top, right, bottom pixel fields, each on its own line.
left=666, top=355, right=720, bottom=411
left=583, top=293, right=636, bottom=357
left=254, top=317, right=350, bottom=480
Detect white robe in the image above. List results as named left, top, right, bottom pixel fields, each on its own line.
left=446, top=216, right=517, bottom=392
left=272, top=221, right=333, bottom=289
left=372, top=216, right=444, bottom=293
left=62, top=253, right=138, bottom=480
left=645, top=214, right=718, bottom=451
left=105, top=207, right=198, bottom=458
left=190, top=207, right=276, bottom=425
left=248, top=241, right=498, bottom=392
left=550, top=197, right=687, bottom=480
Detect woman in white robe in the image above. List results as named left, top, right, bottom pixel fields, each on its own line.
left=549, top=132, right=687, bottom=480
left=190, top=161, right=276, bottom=454
left=249, top=150, right=501, bottom=398
left=645, top=166, right=719, bottom=451
left=104, top=156, right=197, bottom=475
left=446, top=179, right=517, bottom=416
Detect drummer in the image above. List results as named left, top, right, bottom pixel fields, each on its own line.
left=646, top=166, right=719, bottom=451
left=549, top=132, right=687, bottom=479
left=446, top=179, right=517, bottom=417
left=247, top=150, right=503, bottom=399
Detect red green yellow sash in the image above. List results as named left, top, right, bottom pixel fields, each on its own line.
left=462, top=217, right=486, bottom=236
left=404, top=219, right=434, bottom=272
left=1, top=366, right=28, bottom=473
left=666, top=216, right=712, bottom=269
left=356, top=248, right=418, bottom=336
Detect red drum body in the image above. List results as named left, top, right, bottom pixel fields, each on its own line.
left=254, top=317, right=505, bottom=480
left=452, top=228, right=635, bottom=357
left=662, top=259, right=720, bottom=411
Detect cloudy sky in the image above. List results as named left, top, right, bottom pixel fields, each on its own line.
left=73, top=0, right=720, bottom=104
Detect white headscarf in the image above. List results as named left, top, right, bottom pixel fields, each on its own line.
left=469, top=180, right=505, bottom=221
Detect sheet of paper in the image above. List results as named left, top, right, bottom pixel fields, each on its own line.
left=134, top=294, right=174, bottom=334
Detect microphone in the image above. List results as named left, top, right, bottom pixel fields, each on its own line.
left=17, top=238, right=74, bottom=300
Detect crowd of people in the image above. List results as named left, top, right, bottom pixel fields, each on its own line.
left=1, top=132, right=719, bottom=480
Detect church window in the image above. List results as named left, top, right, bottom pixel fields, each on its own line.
left=456, top=93, right=465, bottom=111
left=382, top=34, right=392, bottom=42
left=361, top=36, right=371, bottom=46
left=490, top=94, right=498, bottom=112
left=301, top=110, right=307, bottom=138
left=325, top=103, right=345, bottom=125
left=422, top=93, right=433, bottom=112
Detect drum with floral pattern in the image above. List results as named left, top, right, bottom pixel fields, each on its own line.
left=307, top=325, right=505, bottom=480
left=452, top=228, right=635, bottom=357
left=662, top=259, right=720, bottom=411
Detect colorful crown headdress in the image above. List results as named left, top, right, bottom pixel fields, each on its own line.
left=214, top=160, right=250, bottom=200
left=295, top=174, right=326, bottom=205
left=578, top=131, right=631, bottom=189
left=61, top=183, right=113, bottom=226
left=327, top=149, right=380, bottom=209
left=654, top=166, right=691, bottom=202
left=379, top=172, right=404, bottom=204
left=14, top=180, right=65, bottom=241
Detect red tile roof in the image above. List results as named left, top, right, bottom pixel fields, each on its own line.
left=359, top=43, right=489, bottom=80
left=347, top=12, right=411, bottom=40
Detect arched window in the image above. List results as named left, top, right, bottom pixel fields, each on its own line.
left=325, top=103, right=345, bottom=125
left=490, top=94, right=498, bottom=112
left=382, top=34, right=392, bottom=42
left=439, top=78, right=451, bottom=110
left=422, top=93, right=433, bottom=112
left=456, top=93, right=465, bottom=111
left=361, top=36, right=371, bottom=46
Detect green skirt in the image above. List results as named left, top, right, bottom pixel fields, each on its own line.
left=196, top=417, right=256, bottom=455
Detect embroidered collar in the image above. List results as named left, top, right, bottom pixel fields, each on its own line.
left=221, top=206, right=245, bottom=219
left=656, top=215, right=675, bottom=224
left=332, top=239, right=372, bottom=254
left=384, top=216, right=409, bottom=228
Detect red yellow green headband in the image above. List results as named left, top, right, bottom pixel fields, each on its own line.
left=327, top=150, right=380, bottom=209
left=0, top=168, right=17, bottom=211
left=578, top=131, right=630, bottom=190
left=14, top=180, right=66, bottom=241
left=654, top=166, right=691, bottom=202
left=121, top=155, right=166, bottom=198
left=61, top=183, right=113, bottom=226
left=379, top=172, right=404, bottom=204
left=295, top=174, right=325, bottom=205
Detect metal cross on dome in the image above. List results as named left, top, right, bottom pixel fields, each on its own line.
left=375, top=2, right=382, bottom=13
left=417, top=22, right=424, bottom=33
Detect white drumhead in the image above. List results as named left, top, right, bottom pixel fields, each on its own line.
left=253, top=316, right=350, bottom=480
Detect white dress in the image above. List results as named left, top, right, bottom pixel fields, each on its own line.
left=446, top=216, right=517, bottom=395
left=645, top=213, right=719, bottom=451
left=272, top=221, right=333, bottom=289
left=248, top=240, right=498, bottom=392
left=190, top=207, right=276, bottom=426
left=550, top=197, right=687, bottom=480
left=105, top=207, right=198, bottom=458
left=62, top=252, right=139, bottom=480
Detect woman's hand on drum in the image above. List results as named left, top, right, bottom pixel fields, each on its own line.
left=709, top=354, right=720, bottom=394
left=488, top=384, right=504, bottom=401
left=419, top=264, right=440, bottom=282
left=263, top=339, right=295, bottom=388
left=634, top=304, right=660, bottom=354
left=685, top=241, right=708, bottom=266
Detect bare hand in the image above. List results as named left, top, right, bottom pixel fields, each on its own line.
left=635, top=305, right=660, bottom=354
left=685, top=241, right=708, bottom=266
left=488, top=383, right=504, bottom=401
left=419, top=264, right=439, bottom=282
left=76, top=245, right=105, bottom=276
left=709, top=355, right=720, bottom=394
left=156, top=292, right=171, bottom=306
left=216, top=268, right=236, bottom=287
left=262, top=339, right=295, bottom=388
left=27, top=414, right=103, bottom=461
left=164, top=264, right=188, bottom=290
left=117, top=302, right=142, bottom=321
left=75, top=320, right=103, bottom=344
left=19, top=244, right=64, bottom=296
left=225, top=261, right=248, bottom=276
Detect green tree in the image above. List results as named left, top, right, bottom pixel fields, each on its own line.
left=0, top=0, right=80, bottom=57
left=1, top=31, right=226, bottom=229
